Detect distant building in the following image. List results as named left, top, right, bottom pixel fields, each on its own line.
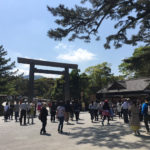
left=96, top=78, right=150, bottom=100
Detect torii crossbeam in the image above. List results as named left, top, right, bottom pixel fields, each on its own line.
left=17, top=57, right=78, bottom=101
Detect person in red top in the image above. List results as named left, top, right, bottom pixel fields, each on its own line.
left=37, top=101, right=42, bottom=112
left=102, top=100, right=110, bottom=126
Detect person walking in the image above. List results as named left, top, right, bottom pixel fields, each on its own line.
left=27, top=103, right=34, bottom=124
left=4, top=102, right=10, bottom=122
left=37, top=100, right=42, bottom=113
left=74, top=100, right=80, bottom=123
left=14, top=101, right=20, bottom=122
left=56, top=101, right=66, bottom=133
left=40, top=103, right=48, bottom=134
left=70, top=101, right=74, bottom=121
left=50, top=102, right=56, bottom=122
left=65, top=100, right=71, bottom=124
left=9, top=102, right=14, bottom=120
left=117, top=102, right=122, bottom=119
left=109, top=102, right=114, bottom=121
left=93, top=101, right=99, bottom=121
left=122, top=99, right=129, bottom=123
left=138, top=102, right=143, bottom=121
left=20, top=100, right=28, bottom=125
left=98, top=102, right=103, bottom=119
left=102, top=100, right=110, bottom=126
left=141, top=99, right=150, bottom=134
left=82, top=101, right=85, bottom=111
left=129, top=100, right=140, bottom=135
left=89, top=101, right=95, bottom=122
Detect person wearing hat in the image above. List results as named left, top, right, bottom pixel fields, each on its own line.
left=141, top=99, right=150, bottom=134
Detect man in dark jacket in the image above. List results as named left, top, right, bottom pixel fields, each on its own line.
left=40, top=103, right=48, bottom=134
left=74, top=100, right=80, bottom=123
left=142, top=99, right=150, bottom=134
left=50, top=102, right=56, bottom=122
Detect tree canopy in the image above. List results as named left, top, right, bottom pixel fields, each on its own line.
left=0, top=45, right=16, bottom=94
left=85, top=62, right=113, bottom=93
left=70, top=69, right=81, bottom=99
left=119, top=46, right=150, bottom=78
left=48, top=0, right=150, bottom=49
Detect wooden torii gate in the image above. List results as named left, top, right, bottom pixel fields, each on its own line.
left=17, top=57, right=78, bottom=101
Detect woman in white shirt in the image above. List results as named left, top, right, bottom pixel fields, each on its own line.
left=117, top=102, right=122, bottom=119
left=56, top=101, right=66, bottom=133
left=4, top=102, right=9, bottom=121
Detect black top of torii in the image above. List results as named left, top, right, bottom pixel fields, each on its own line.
left=17, top=57, right=78, bottom=101
left=18, top=57, right=78, bottom=68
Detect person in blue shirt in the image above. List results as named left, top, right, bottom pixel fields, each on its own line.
left=141, top=99, right=150, bottom=134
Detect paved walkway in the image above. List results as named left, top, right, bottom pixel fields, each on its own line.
left=0, top=112, right=150, bottom=150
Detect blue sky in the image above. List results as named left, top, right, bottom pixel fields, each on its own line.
left=0, top=0, right=142, bottom=78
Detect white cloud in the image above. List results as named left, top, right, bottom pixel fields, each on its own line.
left=57, top=48, right=96, bottom=62
left=35, top=73, right=60, bottom=78
left=8, top=50, right=59, bottom=78
left=15, top=64, right=60, bottom=78
left=55, top=43, right=67, bottom=49
left=17, top=68, right=29, bottom=75
left=39, top=58, right=47, bottom=61
left=14, top=64, right=29, bottom=75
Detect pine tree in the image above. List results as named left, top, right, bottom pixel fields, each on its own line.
left=48, top=0, right=150, bottom=49
left=0, top=45, right=16, bottom=94
left=119, top=46, right=150, bottom=78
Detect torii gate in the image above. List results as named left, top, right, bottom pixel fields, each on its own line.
left=17, top=57, right=78, bottom=101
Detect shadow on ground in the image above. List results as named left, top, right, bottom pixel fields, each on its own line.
left=69, top=121, right=150, bottom=149
left=41, top=133, right=51, bottom=136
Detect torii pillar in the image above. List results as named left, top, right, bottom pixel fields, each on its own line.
left=29, top=63, right=35, bottom=100
left=17, top=57, right=78, bottom=102
left=64, top=67, right=70, bottom=101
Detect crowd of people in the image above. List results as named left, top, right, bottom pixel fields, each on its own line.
left=4, top=100, right=35, bottom=125
left=2, top=98, right=150, bottom=136
left=88, top=98, right=150, bottom=135
left=3, top=99, right=82, bottom=134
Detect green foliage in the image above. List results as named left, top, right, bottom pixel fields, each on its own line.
left=80, top=72, right=90, bottom=91
left=119, top=62, right=134, bottom=78
left=79, top=72, right=90, bottom=102
left=0, top=45, right=16, bottom=94
left=48, top=0, right=150, bottom=48
left=85, top=62, right=113, bottom=94
left=110, top=75, right=125, bottom=82
left=34, top=78, right=55, bottom=98
left=50, top=78, right=64, bottom=101
left=0, top=44, right=128, bottom=100
left=119, top=46, right=150, bottom=78
left=13, top=76, right=29, bottom=96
